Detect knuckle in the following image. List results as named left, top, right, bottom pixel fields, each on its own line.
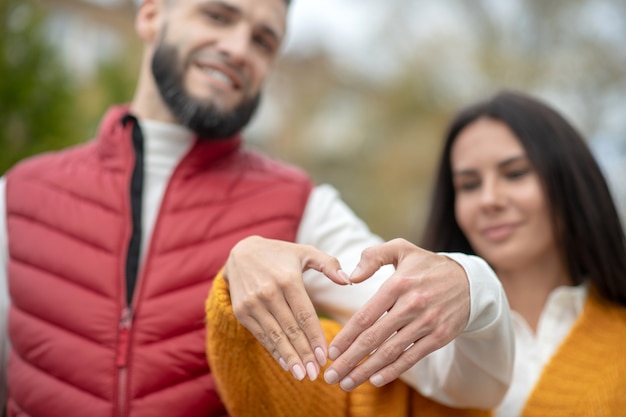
left=361, top=246, right=376, bottom=259
left=354, top=310, right=375, bottom=328
left=275, top=274, right=293, bottom=290
left=400, top=348, right=423, bottom=368
left=405, top=291, right=429, bottom=312
left=253, top=330, right=268, bottom=344
left=392, top=237, right=409, bottom=247
left=359, top=329, right=381, bottom=350
left=285, top=324, right=302, bottom=341
left=284, top=353, right=300, bottom=366
left=295, top=309, right=315, bottom=327
left=235, top=297, right=256, bottom=314
left=336, top=355, right=358, bottom=370
left=430, top=325, right=451, bottom=346
left=378, top=343, right=401, bottom=361
left=269, top=329, right=284, bottom=345
left=318, top=256, right=340, bottom=275
left=256, top=285, right=278, bottom=303
left=388, top=274, right=413, bottom=293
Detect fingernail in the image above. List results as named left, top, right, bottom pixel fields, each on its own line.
left=370, top=374, right=384, bottom=387
left=306, top=362, right=318, bottom=381
left=328, top=346, right=341, bottom=361
left=291, top=364, right=306, bottom=381
left=340, top=377, right=356, bottom=391
left=324, top=368, right=339, bottom=384
left=315, top=347, right=327, bottom=366
left=350, top=266, right=361, bottom=280
left=278, top=357, right=289, bottom=371
left=337, top=269, right=352, bottom=285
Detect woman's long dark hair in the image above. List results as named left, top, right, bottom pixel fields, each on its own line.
left=421, top=90, right=626, bottom=306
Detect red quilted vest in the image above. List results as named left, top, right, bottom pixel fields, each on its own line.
left=5, top=105, right=313, bottom=417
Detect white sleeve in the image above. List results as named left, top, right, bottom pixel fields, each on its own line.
left=297, top=184, right=392, bottom=323
left=0, top=176, right=9, bottom=409
left=298, top=185, right=514, bottom=409
left=401, top=253, right=514, bottom=409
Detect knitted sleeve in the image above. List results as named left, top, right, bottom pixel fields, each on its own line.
left=205, top=271, right=410, bottom=417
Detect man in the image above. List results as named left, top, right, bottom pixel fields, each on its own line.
left=0, top=0, right=513, bottom=415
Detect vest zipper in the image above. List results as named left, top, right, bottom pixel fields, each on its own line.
left=117, top=307, right=133, bottom=417
left=116, top=116, right=145, bottom=417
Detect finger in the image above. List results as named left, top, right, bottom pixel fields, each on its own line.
left=297, top=244, right=351, bottom=286
left=323, top=292, right=419, bottom=387
left=324, top=288, right=401, bottom=387
left=232, top=306, right=294, bottom=373
left=368, top=332, right=443, bottom=388
left=326, top=276, right=399, bottom=362
left=249, top=301, right=311, bottom=381
left=337, top=320, right=432, bottom=391
left=251, top=321, right=290, bottom=372
left=349, top=239, right=422, bottom=283
left=274, top=286, right=327, bottom=380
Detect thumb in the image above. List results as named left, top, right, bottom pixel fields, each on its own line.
left=349, top=238, right=411, bottom=283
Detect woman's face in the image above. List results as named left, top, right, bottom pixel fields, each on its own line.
left=451, top=117, right=557, bottom=273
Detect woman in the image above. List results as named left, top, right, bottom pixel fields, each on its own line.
left=421, top=90, right=626, bottom=416
left=205, top=90, right=626, bottom=416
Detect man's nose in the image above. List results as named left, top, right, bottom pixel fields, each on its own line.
left=217, top=26, right=252, bottom=66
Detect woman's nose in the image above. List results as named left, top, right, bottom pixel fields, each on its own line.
left=479, top=178, right=506, bottom=209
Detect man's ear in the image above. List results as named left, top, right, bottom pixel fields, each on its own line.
left=135, top=0, right=162, bottom=42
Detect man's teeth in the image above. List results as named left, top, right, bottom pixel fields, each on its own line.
left=203, top=67, right=233, bottom=86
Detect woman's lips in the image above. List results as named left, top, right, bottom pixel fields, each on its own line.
left=481, top=223, right=519, bottom=241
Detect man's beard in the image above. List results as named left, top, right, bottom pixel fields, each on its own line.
left=151, top=42, right=261, bottom=139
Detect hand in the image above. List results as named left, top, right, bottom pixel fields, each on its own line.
left=224, top=235, right=351, bottom=382
left=323, top=238, right=471, bottom=391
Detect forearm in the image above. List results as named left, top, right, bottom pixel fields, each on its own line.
left=400, top=253, right=514, bottom=409
left=1, top=176, right=9, bottom=409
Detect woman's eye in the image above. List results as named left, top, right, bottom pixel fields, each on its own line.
left=455, top=181, right=480, bottom=192
left=506, top=168, right=529, bottom=179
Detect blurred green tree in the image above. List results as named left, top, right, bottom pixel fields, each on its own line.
left=0, top=0, right=85, bottom=174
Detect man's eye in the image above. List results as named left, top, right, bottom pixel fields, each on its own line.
left=205, top=11, right=230, bottom=24
left=253, top=36, right=274, bottom=53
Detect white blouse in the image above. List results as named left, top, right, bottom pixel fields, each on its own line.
left=495, top=284, right=587, bottom=417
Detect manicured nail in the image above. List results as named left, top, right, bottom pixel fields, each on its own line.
left=370, top=374, right=385, bottom=387
left=328, top=346, right=341, bottom=361
left=349, top=266, right=362, bottom=280
left=324, top=368, right=339, bottom=384
left=306, top=362, right=318, bottom=381
left=340, top=377, right=356, bottom=391
left=278, top=357, right=289, bottom=371
left=337, top=269, right=352, bottom=285
left=315, top=347, right=327, bottom=366
left=291, top=364, right=306, bottom=381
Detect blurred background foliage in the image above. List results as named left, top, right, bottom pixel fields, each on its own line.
left=1, top=0, right=625, bottom=241
left=0, top=0, right=80, bottom=170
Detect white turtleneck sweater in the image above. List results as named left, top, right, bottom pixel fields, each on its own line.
left=0, top=120, right=516, bottom=410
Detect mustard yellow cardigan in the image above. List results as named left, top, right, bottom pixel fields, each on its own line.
left=519, top=288, right=626, bottom=416
left=205, top=273, right=489, bottom=417
left=206, top=273, right=626, bottom=417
